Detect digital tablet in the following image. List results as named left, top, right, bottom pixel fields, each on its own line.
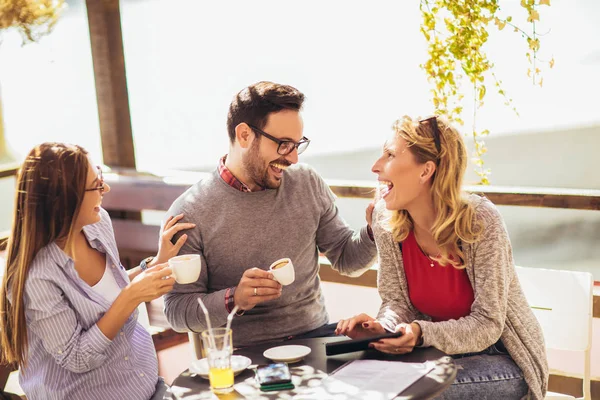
left=325, top=331, right=403, bottom=356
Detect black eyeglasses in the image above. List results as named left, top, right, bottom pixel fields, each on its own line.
left=247, top=124, right=310, bottom=156
left=419, top=116, right=441, bottom=155
left=84, top=166, right=106, bottom=193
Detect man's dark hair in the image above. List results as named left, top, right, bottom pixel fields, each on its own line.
left=227, top=81, right=305, bottom=144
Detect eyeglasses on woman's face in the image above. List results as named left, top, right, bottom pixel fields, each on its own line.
left=247, top=124, right=310, bottom=156
left=84, top=166, right=105, bottom=193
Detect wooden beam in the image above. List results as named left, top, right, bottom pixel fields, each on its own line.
left=86, top=0, right=136, bottom=169
left=548, top=374, right=600, bottom=398
left=319, top=263, right=377, bottom=288
left=0, top=163, right=19, bottom=179
left=152, top=329, right=189, bottom=352
left=11, top=167, right=600, bottom=211
left=331, top=182, right=600, bottom=211
left=328, top=181, right=376, bottom=200
left=111, top=220, right=160, bottom=253
left=102, top=174, right=196, bottom=212
left=464, top=185, right=600, bottom=211
left=101, top=172, right=600, bottom=212
left=8, top=163, right=599, bottom=212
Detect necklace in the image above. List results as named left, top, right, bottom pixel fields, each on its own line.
left=425, top=253, right=436, bottom=268
left=413, top=231, right=439, bottom=267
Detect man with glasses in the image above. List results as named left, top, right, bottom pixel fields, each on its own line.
left=163, top=81, right=377, bottom=347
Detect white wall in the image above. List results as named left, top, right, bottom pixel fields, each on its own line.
left=0, top=177, right=15, bottom=232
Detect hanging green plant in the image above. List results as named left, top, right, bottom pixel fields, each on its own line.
left=420, top=0, right=554, bottom=184
left=0, top=0, right=65, bottom=43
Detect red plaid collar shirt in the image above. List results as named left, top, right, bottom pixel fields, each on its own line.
left=218, top=155, right=265, bottom=192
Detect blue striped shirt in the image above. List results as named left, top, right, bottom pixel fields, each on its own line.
left=17, top=208, right=159, bottom=400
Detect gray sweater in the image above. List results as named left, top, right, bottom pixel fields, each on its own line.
left=163, top=164, right=377, bottom=347
left=374, top=195, right=548, bottom=400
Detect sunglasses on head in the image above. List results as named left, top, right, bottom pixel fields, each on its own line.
left=419, top=116, right=441, bottom=154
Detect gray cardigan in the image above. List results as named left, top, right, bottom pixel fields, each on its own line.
left=373, top=195, right=548, bottom=400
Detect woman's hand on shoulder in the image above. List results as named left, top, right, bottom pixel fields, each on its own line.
left=335, top=313, right=385, bottom=339
left=370, top=322, right=422, bottom=355
left=153, top=214, right=196, bottom=265
left=124, top=263, right=175, bottom=305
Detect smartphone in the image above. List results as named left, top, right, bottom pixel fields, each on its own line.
left=326, top=331, right=403, bottom=356
left=260, top=382, right=295, bottom=392
left=255, top=363, right=292, bottom=386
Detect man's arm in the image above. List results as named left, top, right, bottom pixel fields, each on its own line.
left=314, top=173, right=377, bottom=276
left=163, top=252, right=230, bottom=332
left=162, top=207, right=230, bottom=332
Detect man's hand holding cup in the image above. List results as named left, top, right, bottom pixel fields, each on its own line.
left=234, top=268, right=282, bottom=311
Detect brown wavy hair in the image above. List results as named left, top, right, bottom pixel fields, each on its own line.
left=0, top=143, right=89, bottom=367
left=388, top=116, right=482, bottom=268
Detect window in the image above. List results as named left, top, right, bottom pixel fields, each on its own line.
left=0, top=2, right=101, bottom=162
left=0, top=2, right=100, bottom=231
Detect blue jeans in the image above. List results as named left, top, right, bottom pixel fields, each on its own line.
left=435, top=341, right=529, bottom=400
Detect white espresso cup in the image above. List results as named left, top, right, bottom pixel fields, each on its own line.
left=268, top=258, right=295, bottom=286
left=168, top=254, right=201, bottom=284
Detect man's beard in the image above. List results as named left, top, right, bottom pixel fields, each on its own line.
left=242, top=141, right=289, bottom=190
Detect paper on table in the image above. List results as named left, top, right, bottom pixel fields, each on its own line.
left=299, top=360, right=434, bottom=400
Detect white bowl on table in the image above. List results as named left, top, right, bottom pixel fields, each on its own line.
left=263, top=345, right=311, bottom=363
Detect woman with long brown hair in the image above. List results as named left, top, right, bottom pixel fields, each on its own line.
left=336, top=116, right=548, bottom=399
left=0, top=143, right=193, bottom=399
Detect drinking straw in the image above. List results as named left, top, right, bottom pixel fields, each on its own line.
left=197, top=297, right=216, bottom=349
left=223, top=305, right=239, bottom=350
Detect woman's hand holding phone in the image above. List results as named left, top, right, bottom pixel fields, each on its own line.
left=369, top=322, right=422, bottom=355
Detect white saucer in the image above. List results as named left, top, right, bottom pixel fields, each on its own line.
left=189, top=355, right=252, bottom=379
left=263, top=345, right=311, bottom=363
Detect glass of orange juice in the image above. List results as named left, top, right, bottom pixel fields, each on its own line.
left=201, top=328, right=234, bottom=394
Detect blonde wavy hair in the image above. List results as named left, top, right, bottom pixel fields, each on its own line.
left=387, top=115, right=482, bottom=268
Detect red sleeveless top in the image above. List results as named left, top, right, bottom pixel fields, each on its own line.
left=402, top=231, right=474, bottom=322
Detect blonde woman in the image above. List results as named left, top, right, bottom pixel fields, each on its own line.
left=0, top=143, right=193, bottom=400
left=336, top=116, right=548, bottom=400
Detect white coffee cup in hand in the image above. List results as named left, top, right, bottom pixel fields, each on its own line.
left=168, top=254, right=201, bottom=284
left=268, top=258, right=295, bottom=286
